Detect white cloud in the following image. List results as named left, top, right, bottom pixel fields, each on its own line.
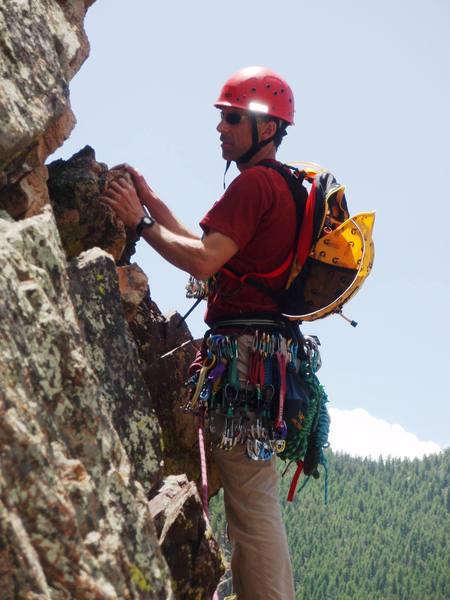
left=328, top=407, right=442, bottom=459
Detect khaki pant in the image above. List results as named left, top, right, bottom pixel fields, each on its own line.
left=212, top=334, right=295, bottom=600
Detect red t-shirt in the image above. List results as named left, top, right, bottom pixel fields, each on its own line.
left=200, top=162, right=297, bottom=325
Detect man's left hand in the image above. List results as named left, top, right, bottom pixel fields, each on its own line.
left=99, top=178, right=146, bottom=230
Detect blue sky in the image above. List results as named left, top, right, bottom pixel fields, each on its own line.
left=52, top=0, right=450, bottom=453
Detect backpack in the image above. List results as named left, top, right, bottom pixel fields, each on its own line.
left=220, top=160, right=376, bottom=325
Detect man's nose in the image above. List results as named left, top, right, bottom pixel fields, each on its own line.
left=217, top=119, right=227, bottom=133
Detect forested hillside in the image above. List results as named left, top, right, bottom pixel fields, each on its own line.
left=211, top=449, right=450, bottom=600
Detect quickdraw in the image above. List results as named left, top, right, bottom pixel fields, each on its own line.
left=182, top=330, right=302, bottom=460
left=190, top=355, right=216, bottom=409
left=182, top=328, right=330, bottom=504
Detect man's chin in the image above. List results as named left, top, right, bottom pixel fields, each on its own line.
left=221, top=149, right=236, bottom=162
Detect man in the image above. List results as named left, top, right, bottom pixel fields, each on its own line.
left=101, top=66, right=298, bottom=599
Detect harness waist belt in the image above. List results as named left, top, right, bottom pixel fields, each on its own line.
left=211, top=318, right=282, bottom=329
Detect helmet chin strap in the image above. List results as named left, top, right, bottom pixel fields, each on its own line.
left=236, top=114, right=275, bottom=165
left=223, top=114, right=286, bottom=189
left=223, top=115, right=286, bottom=188
left=223, top=160, right=232, bottom=189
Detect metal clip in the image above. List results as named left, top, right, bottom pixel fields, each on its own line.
left=304, top=335, right=322, bottom=372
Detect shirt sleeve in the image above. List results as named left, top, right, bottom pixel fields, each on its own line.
left=199, top=168, right=273, bottom=251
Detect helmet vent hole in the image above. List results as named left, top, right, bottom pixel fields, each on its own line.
left=281, top=88, right=285, bottom=93
left=266, top=84, right=271, bottom=88
left=274, top=91, right=278, bottom=96
left=236, top=97, right=240, bottom=101
left=251, top=87, right=256, bottom=92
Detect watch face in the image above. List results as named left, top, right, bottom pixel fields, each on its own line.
left=136, top=214, right=155, bottom=237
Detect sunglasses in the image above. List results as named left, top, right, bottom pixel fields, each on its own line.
left=220, top=111, right=250, bottom=125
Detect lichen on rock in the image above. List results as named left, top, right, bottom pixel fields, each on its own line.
left=0, top=208, right=172, bottom=598
left=149, top=475, right=225, bottom=600
left=68, top=246, right=164, bottom=494
left=47, top=146, right=131, bottom=261
left=0, top=0, right=92, bottom=219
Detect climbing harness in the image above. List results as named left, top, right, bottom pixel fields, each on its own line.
left=182, top=324, right=330, bottom=501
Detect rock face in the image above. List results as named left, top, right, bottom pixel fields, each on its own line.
left=117, top=264, right=150, bottom=322
left=47, top=145, right=138, bottom=263
left=47, top=148, right=222, bottom=500
left=68, top=247, right=164, bottom=495
left=0, top=0, right=93, bottom=218
left=0, top=1, right=224, bottom=598
left=129, top=300, right=222, bottom=499
left=149, top=475, right=223, bottom=600
left=0, top=208, right=172, bottom=598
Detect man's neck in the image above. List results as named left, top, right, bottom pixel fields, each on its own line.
left=237, top=146, right=277, bottom=172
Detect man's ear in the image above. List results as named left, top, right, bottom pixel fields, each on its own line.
left=259, top=119, right=277, bottom=141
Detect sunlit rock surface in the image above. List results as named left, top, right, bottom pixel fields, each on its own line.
left=68, top=247, right=164, bottom=494
left=0, top=207, right=172, bottom=598
left=117, top=264, right=150, bottom=322
left=149, top=475, right=224, bottom=600
left=0, top=0, right=92, bottom=218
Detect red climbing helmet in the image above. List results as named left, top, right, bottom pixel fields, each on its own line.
left=215, top=66, right=295, bottom=125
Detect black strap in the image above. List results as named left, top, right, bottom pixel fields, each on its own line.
left=208, top=313, right=305, bottom=344
left=257, top=159, right=308, bottom=238
left=222, top=160, right=308, bottom=298
left=236, top=115, right=279, bottom=164
left=176, top=297, right=203, bottom=328
left=223, top=160, right=232, bottom=189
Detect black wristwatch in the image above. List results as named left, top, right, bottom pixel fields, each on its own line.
left=135, top=214, right=155, bottom=238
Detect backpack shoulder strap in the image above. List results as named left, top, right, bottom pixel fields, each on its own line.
left=219, top=160, right=309, bottom=297
left=257, top=160, right=308, bottom=236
